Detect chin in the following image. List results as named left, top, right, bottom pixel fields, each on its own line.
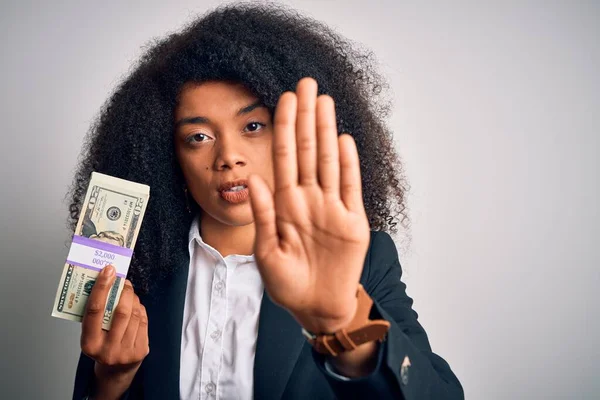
left=213, top=208, right=255, bottom=227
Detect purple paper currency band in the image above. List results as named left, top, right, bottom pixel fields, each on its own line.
left=67, top=261, right=127, bottom=278
left=71, top=235, right=134, bottom=257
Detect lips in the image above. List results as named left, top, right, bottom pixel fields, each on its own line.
left=217, top=178, right=248, bottom=193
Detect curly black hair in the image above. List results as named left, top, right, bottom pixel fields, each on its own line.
left=68, top=2, right=410, bottom=293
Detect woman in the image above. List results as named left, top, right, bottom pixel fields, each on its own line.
left=71, top=3, right=463, bottom=399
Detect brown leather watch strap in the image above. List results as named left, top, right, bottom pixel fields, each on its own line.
left=303, top=284, right=391, bottom=356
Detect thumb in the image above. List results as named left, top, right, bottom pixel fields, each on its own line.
left=247, top=174, right=278, bottom=258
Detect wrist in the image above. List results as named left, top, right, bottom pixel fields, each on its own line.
left=328, top=340, right=379, bottom=378
left=93, top=362, right=139, bottom=400
left=294, top=297, right=357, bottom=334
left=302, top=284, right=391, bottom=357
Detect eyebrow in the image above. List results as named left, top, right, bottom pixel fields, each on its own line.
left=175, top=100, right=266, bottom=129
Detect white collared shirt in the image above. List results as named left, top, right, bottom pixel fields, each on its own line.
left=179, top=216, right=264, bottom=400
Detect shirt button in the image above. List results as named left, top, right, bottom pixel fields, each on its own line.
left=205, top=382, right=216, bottom=394
left=210, top=330, right=221, bottom=341
left=214, top=280, right=224, bottom=291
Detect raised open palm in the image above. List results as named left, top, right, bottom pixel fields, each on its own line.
left=247, top=77, right=371, bottom=334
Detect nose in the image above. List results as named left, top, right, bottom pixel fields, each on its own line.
left=214, top=134, right=247, bottom=170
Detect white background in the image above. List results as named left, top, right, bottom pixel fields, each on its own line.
left=1, top=1, right=598, bottom=398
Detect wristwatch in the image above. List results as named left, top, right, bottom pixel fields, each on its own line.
left=302, top=284, right=391, bottom=357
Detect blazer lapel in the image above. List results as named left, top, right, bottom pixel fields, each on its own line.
left=141, top=253, right=190, bottom=400
left=253, top=292, right=306, bottom=400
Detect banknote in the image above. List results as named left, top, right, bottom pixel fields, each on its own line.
left=51, top=172, right=150, bottom=330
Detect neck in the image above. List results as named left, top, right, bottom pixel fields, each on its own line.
left=199, top=215, right=256, bottom=257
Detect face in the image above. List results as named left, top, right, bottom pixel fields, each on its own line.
left=174, top=80, right=274, bottom=227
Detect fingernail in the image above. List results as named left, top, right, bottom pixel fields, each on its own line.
left=103, top=265, right=115, bottom=277
left=125, top=280, right=132, bottom=287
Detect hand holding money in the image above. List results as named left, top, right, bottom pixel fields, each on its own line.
left=52, top=172, right=149, bottom=330
left=81, top=265, right=149, bottom=399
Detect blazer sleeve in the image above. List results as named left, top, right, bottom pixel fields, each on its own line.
left=312, top=230, right=464, bottom=399
left=72, top=352, right=96, bottom=400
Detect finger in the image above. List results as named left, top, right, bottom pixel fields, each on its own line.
left=121, top=295, right=141, bottom=348
left=273, top=91, right=298, bottom=191
left=135, top=304, right=149, bottom=355
left=106, top=279, right=134, bottom=344
left=295, top=77, right=318, bottom=185
left=248, top=174, right=279, bottom=257
left=81, top=265, right=116, bottom=352
left=339, top=134, right=364, bottom=213
left=316, top=94, right=340, bottom=196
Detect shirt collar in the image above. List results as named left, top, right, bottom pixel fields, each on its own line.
left=188, top=214, right=202, bottom=246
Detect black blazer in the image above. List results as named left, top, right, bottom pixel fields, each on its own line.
left=73, top=231, right=463, bottom=399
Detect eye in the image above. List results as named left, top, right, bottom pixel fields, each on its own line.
left=185, top=133, right=212, bottom=144
left=244, top=121, right=266, bottom=133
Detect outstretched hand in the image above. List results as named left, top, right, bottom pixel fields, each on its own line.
left=247, top=77, right=371, bottom=334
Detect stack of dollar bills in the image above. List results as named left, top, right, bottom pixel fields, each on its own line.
left=51, top=172, right=150, bottom=330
